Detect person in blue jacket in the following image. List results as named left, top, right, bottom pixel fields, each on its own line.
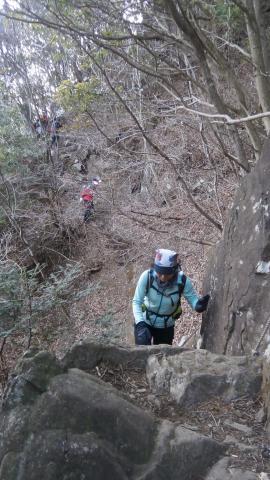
left=133, top=248, right=210, bottom=345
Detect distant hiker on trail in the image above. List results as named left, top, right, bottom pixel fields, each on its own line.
left=33, top=119, right=42, bottom=138
left=133, top=248, right=210, bottom=346
left=51, top=117, right=62, bottom=147
left=91, top=176, right=102, bottom=188
left=80, top=183, right=95, bottom=223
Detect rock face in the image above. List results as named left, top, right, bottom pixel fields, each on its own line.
left=62, top=339, right=185, bottom=370
left=262, top=351, right=270, bottom=433
left=205, top=458, right=258, bottom=480
left=146, top=349, right=262, bottom=407
left=202, top=139, right=270, bottom=355
left=0, top=342, right=263, bottom=480
left=0, top=347, right=226, bottom=480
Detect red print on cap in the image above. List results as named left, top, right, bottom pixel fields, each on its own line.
left=156, top=251, right=162, bottom=261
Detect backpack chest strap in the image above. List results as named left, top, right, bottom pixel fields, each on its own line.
left=143, top=271, right=187, bottom=327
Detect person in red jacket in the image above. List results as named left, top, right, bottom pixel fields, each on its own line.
left=80, top=184, right=95, bottom=223
left=80, top=185, right=94, bottom=203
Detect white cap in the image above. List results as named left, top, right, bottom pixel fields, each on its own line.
left=154, top=249, right=178, bottom=274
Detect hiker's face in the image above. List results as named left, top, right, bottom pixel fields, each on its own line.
left=156, top=272, right=175, bottom=283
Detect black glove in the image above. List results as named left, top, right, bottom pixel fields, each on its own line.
left=195, top=294, right=210, bottom=313
left=134, top=321, right=152, bottom=345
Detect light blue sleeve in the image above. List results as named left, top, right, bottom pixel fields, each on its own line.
left=182, top=275, right=200, bottom=310
left=132, top=270, right=149, bottom=324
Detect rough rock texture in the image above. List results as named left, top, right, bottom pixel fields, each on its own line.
left=0, top=350, right=226, bottom=480
left=0, top=344, right=263, bottom=479
left=62, top=338, right=186, bottom=370
left=202, top=139, right=270, bottom=355
left=262, top=352, right=270, bottom=435
left=2, top=350, right=63, bottom=411
left=146, top=349, right=262, bottom=407
left=205, top=458, right=257, bottom=480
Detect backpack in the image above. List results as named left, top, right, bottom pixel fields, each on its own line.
left=143, top=269, right=186, bottom=325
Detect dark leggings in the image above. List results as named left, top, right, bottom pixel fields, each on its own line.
left=134, top=323, right=174, bottom=345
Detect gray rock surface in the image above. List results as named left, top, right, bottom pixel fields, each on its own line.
left=0, top=351, right=225, bottom=480
left=146, top=349, right=262, bottom=407
left=262, top=353, right=270, bottom=434
left=62, top=338, right=186, bottom=370
left=201, top=138, right=270, bottom=355
left=223, top=420, right=252, bottom=434
left=0, top=345, right=262, bottom=479
left=2, top=349, right=63, bottom=411
left=205, top=458, right=257, bottom=480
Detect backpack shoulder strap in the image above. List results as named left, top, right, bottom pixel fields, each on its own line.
left=178, top=273, right=186, bottom=296
left=145, top=270, right=186, bottom=298
left=145, top=269, right=154, bottom=295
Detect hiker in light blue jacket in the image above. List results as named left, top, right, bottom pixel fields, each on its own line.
left=133, top=248, right=210, bottom=345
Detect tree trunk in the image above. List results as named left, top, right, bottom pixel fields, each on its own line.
left=246, top=0, right=270, bottom=133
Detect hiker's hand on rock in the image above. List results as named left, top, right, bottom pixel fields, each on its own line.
left=195, top=294, right=210, bottom=313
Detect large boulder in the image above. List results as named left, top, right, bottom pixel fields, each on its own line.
left=0, top=344, right=263, bottom=479
left=62, top=338, right=186, bottom=370
left=146, top=349, right=262, bottom=407
left=2, top=349, right=63, bottom=411
left=202, top=139, right=270, bottom=355
left=0, top=350, right=226, bottom=480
